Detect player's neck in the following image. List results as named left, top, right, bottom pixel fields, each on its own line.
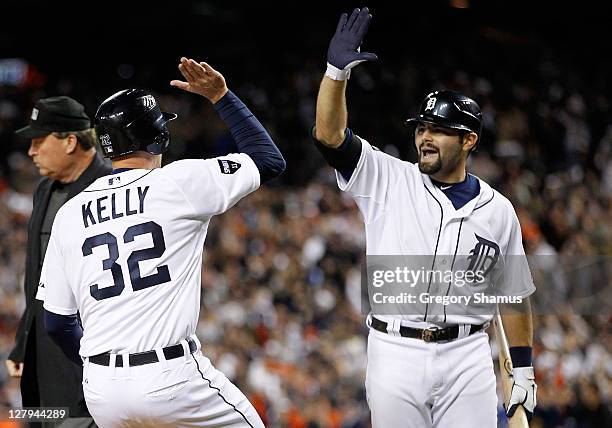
left=112, top=152, right=162, bottom=170
left=429, top=168, right=467, bottom=184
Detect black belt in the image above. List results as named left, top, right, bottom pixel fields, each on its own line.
left=89, top=339, right=197, bottom=367
left=370, top=317, right=485, bottom=342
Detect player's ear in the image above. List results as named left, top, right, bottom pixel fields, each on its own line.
left=462, top=132, right=478, bottom=153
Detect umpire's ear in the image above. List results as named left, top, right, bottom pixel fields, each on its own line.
left=61, top=133, right=79, bottom=154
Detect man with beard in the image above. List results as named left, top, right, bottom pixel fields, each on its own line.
left=312, top=7, right=537, bottom=428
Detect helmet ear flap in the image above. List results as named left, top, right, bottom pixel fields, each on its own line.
left=146, top=129, right=170, bottom=155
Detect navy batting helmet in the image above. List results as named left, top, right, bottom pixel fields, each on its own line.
left=94, top=89, right=177, bottom=159
left=406, top=90, right=482, bottom=150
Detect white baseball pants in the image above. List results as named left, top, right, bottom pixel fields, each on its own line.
left=82, top=341, right=264, bottom=428
left=366, top=328, right=497, bottom=427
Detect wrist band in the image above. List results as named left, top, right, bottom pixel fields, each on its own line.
left=325, top=63, right=351, bottom=81
left=509, top=346, right=532, bottom=368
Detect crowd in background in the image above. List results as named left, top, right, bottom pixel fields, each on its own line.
left=0, top=8, right=611, bottom=427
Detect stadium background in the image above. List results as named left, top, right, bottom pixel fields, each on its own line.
left=0, top=0, right=610, bottom=426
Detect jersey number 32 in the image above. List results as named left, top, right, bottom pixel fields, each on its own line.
left=82, top=221, right=171, bottom=300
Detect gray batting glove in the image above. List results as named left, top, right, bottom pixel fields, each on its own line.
left=506, top=366, right=537, bottom=420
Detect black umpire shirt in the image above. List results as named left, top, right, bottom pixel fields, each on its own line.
left=9, top=153, right=111, bottom=419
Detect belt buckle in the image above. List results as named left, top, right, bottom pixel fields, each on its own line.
left=421, top=327, right=438, bottom=342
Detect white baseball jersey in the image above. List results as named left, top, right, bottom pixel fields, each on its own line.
left=338, top=137, right=535, bottom=327
left=38, top=153, right=259, bottom=357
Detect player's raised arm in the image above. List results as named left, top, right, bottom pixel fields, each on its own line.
left=315, top=7, right=377, bottom=148
left=171, top=57, right=285, bottom=183
left=313, top=8, right=379, bottom=184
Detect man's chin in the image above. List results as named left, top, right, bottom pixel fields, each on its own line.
left=36, top=166, right=52, bottom=177
left=418, top=160, right=442, bottom=175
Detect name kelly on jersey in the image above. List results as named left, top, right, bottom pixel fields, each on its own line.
left=81, top=186, right=150, bottom=228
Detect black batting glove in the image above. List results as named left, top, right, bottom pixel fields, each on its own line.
left=325, top=7, right=378, bottom=81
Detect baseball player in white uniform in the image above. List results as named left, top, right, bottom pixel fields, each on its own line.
left=313, top=8, right=537, bottom=427
left=37, top=58, right=285, bottom=427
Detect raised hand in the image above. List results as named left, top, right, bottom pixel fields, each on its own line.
left=326, top=7, right=378, bottom=80
left=170, top=57, right=228, bottom=104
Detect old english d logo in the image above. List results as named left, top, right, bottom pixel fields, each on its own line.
left=425, top=97, right=437, bottom=111
left=467, top=234, right=500, bottom=277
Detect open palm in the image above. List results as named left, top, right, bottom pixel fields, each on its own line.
left=170, top=57, right=228, bottom=103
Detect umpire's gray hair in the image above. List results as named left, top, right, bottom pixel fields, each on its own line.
left=52, top=128, right=97, bottom=150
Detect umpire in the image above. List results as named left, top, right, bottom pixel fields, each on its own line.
left=6, top=96, right=110, bottom=427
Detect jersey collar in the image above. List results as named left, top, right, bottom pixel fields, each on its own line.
left=423, top=173, right=494, bottom=219
left=112, top=168, right=135, bottom=174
